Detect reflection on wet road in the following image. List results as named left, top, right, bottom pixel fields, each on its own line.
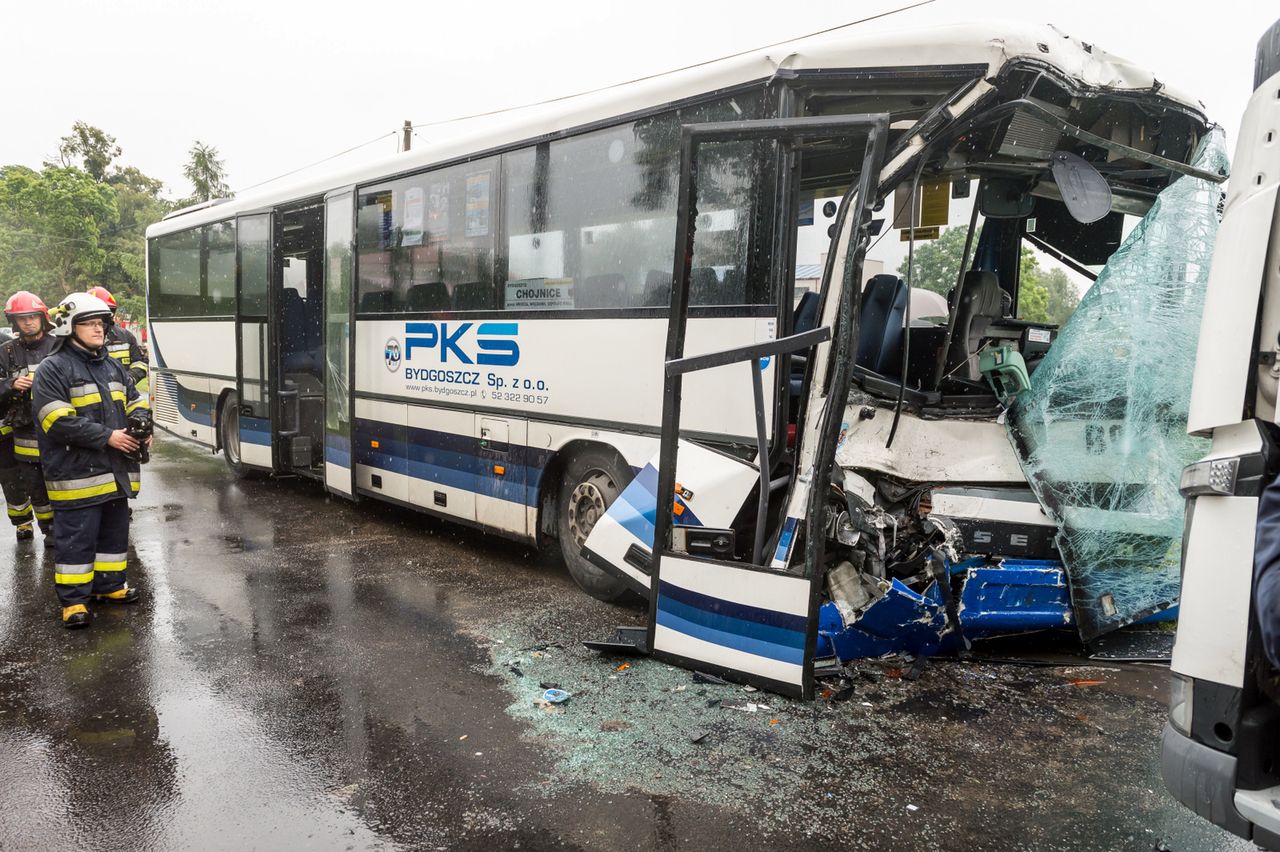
left=0, top=436, right=1252, bottom=850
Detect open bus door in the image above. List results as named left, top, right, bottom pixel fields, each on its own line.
left=322, top=190, right=356, bottom=498
left=584, top=115, right=888, bottom=698
left=232, top=212, right=275, bottom=472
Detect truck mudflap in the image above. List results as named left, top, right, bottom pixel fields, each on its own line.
left=1007, top=129, right=1231, bottom=640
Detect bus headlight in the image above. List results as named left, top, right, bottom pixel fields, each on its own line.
left=1169, top=672, right=1194, bottom=736
left=1179, top=458, right=1239, bottom=497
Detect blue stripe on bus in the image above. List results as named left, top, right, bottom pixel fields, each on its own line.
left=655, top=605, right=806, bottom=666
left=241, top=416, right=271, bottom=446
left=657, top=592, right=806, bottom=652
left=325, top=432, right=351, bottom=467
left=611, top=463, right=703, bottom=545
left=657, top=580, right=809, bottom=633
left=353, top=417, right=551, bottom=507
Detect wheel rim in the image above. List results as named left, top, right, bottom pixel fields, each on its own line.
left=224, top=401, right=241, bottom=465
left=567, top=473, right=612, bottom=548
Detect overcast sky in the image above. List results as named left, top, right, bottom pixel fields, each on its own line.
left=3, top=0, right=1275, bottom=272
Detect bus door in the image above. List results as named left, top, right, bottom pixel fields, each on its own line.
left=588, top=116, right=887, bottom=698
left=322, top=190, right=356, bottom=498
left=272, top=201, right=328, bottom=477
left=233, top=212, right=275, bottom=472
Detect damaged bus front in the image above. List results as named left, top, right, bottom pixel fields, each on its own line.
left=583, top=25, right=1219, bottom=697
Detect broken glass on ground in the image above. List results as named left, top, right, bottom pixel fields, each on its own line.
left=1007, top=129, right=1229, bottom=640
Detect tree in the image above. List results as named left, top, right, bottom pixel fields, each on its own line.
left=898, top=224, right=1083, bottom=327
left=182, top=141, right=231, bottom=204
left=0, top=165, right=119, bottom=296
left=53, top=121, right=122, bottom=182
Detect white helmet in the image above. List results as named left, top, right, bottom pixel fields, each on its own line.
left=49, top=293, right=114, bottom=338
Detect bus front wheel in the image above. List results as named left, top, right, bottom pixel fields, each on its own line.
left=557, top=448, right=633, bottom=603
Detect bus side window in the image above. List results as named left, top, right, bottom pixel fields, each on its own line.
left=355, top=158, right=498, bottom=314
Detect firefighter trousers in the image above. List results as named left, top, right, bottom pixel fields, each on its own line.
left=53, top=498, right=130, bottom=607
left=0, top=457, right=52, bottom=530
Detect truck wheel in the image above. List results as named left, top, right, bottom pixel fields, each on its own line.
left=557, top=447, right=634, bottom=603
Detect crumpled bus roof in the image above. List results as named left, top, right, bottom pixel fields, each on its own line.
left=147, top=20, right=1206, bottom=238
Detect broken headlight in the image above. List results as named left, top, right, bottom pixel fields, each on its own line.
left=1179, top=457, right=1239, bottom=497
left=1169, top=672, right=1194, bottom=736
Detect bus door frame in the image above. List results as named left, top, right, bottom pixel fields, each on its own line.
left=647, top=114, right=889, bottom=699
left=233, top=211, right=278, bottom=474
left=322, top=188, right=357, bottom=499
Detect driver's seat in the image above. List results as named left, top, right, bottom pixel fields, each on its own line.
left=943, top=270, right=1004, bottom=381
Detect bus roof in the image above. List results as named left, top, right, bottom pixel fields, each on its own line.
left=147, top=20, right=1205, bottom=239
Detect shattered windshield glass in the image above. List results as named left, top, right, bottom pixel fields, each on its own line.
left=1008, top=130, right=1229, bottom=640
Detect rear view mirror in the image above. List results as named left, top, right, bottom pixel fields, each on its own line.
left=979, top=178, right=1035, bottom=218
left=1050, top=151, right=1112, bottom=224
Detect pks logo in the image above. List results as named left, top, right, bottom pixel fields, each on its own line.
left=384, top=338, right=402, bottom=371
left=403, top=322, right=519, bottom=367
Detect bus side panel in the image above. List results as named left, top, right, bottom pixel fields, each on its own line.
left=404, top=405, right=478, bottom=523
left=152, top=372, right=218, bottom=447
left=353, top=317, right=776, bottom=443
left=149, top=319, right=236, bottom=448
left=353, top=397, right=409, bottom=504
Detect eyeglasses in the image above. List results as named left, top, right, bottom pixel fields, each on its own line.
left=77, top=320, right=106, bottom=330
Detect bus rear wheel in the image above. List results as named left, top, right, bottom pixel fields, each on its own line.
left=557, top=448, right=633, bottom=603
left=219, top=392, right=254, bottom=479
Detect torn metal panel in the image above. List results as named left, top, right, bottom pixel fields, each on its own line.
left=1007, top=129, right=1229, bottom=641
left=817, top=559, right=1076, bottom=663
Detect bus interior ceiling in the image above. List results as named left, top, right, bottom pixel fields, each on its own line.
left=278, top=203, right=326, bottom=471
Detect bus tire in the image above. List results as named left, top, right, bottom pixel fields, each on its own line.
left=218, top=392, right=255, bottom=479
left=557, top=447, right=633, bottom=603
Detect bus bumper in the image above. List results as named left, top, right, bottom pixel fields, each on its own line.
left=1160, top=721, right=1252, bottom=839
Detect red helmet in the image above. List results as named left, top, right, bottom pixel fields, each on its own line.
left=4, top=291, right=49, bottom=323
left=87, top=286, right=118, bottom=311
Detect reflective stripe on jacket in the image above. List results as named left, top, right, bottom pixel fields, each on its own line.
left=0, top=334, right=58, bottom=461
left=31, top=339, right=148, bottom=510
left=106, top=326, right=149, bottom=393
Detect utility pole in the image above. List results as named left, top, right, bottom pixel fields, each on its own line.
left=403, top=120, right=412, bottom=153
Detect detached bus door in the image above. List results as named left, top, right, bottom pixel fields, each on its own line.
left=233, top=212, right=275, bottom=472
left=323, top=190, right=356, bottom=497
left=647, top=115, right=888, bottom=699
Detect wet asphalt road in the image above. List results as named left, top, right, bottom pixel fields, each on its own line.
left=0, top=434, right=1254, bottom=851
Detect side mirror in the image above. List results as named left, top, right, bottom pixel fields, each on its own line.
left=979, top=178, right=1036, bottom=219
left=1049, top=150, right=1112, bottom=224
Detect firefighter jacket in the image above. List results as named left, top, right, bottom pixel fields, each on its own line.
left=0, top=333, right=58, bottom=462
left=106, top=325, right=148, bottom=389
left=31, top=339, right=147, bottom=510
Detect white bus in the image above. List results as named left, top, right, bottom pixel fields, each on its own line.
left=147, top=22, right=1213, bottom=694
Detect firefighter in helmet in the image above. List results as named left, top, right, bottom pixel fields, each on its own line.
left=33, top=293, right=149, bottom=628
left=0, top=291, right=57, bottom=543
left=86, top=287, right=149, bottom=397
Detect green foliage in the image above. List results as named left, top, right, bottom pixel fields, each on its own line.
left=0, top=164, right=118, bottom=296
left=2, top=123, right=177, bottom=319
left=53, top=121, right=122, bottom=182
left=898, top=224, right=1082, bottom=327
left=182, top=141, right=231, bottom=205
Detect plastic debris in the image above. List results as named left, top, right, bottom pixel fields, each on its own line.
left=542, top=688, right=571, bottom=704
left=694, top=671, right=730, bottom=685
left=1008, top=130, right=1229, bottom=640
left=614, top=662, right=632, bottom=673
left=906, top=804, right=920, bottom=813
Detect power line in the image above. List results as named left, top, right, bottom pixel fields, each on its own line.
left=231, top=131, right=398, bottom=195
left=410, top=0, right=938, bottom=132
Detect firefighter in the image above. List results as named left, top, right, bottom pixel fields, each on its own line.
left=33, top=293, right=149, bottom=629
left=85, top=287, right=149, bottom=397
left=0, top=291, right=57, bottom=544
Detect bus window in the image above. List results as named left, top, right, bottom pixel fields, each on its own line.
left=150, top=221, right=237, bottom=318
left=501, top=95, right=776, bottom=312
left=355, top=157, right=498, bottom=313
left=150, top=226, right=203, bottom=317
